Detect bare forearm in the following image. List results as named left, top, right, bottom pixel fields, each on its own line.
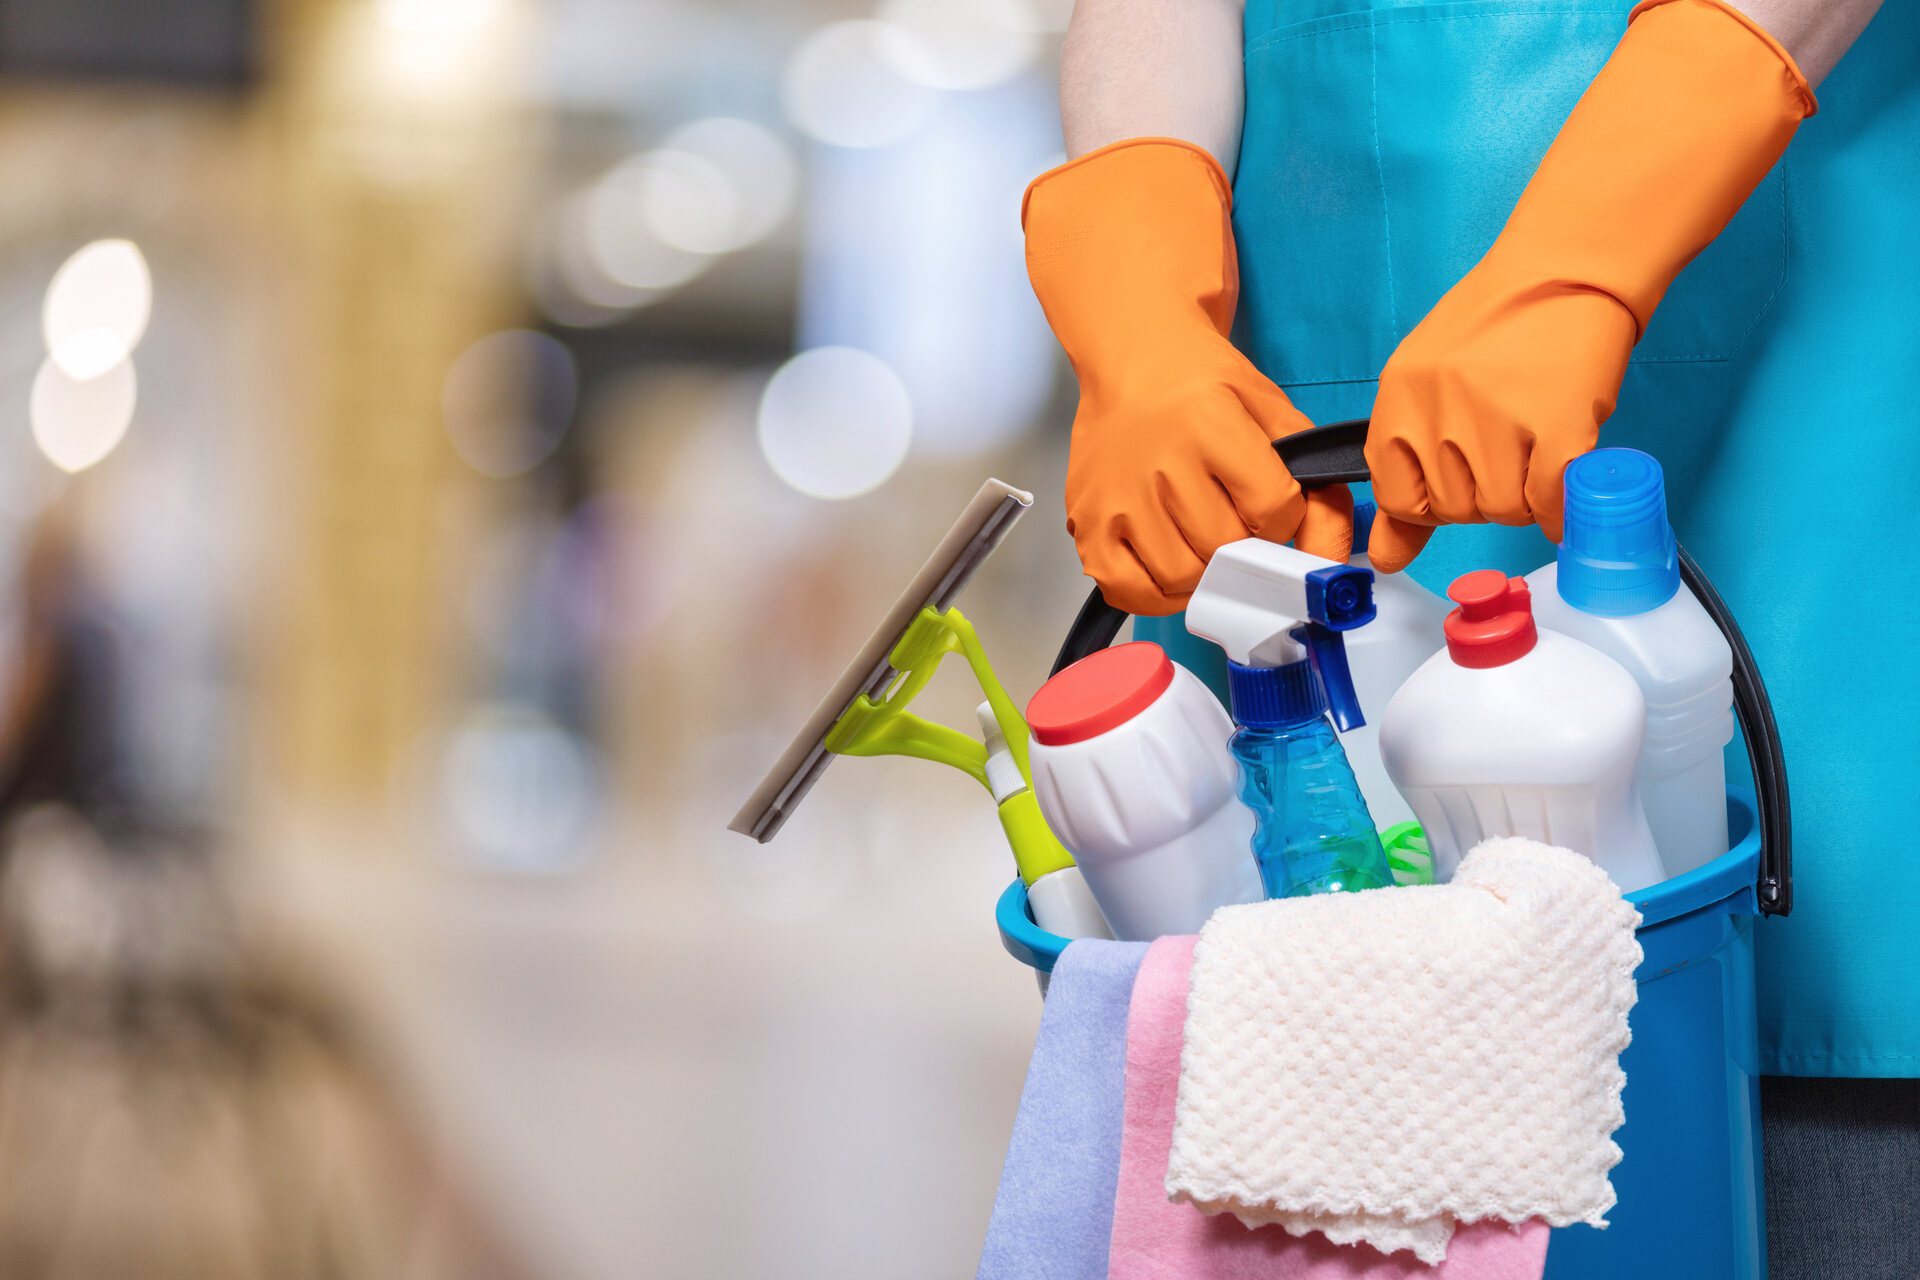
left=1059, top=0, right=1248, bottom=176
left=1733, top=0, right=1882, bottom=84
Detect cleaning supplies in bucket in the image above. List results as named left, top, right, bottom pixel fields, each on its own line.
left=1027, top=643, right=1262, bottom=940
left=1338, top=502, right=1449, bottom=830
left=1185, top=539, right=1393, bottom=898
left=1380, top=571, right=1666, bottom=891
left=1527, top=449, right=1734, bottom=876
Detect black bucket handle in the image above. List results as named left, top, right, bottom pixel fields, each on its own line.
left=1050, top=418, right=1791, bottom=916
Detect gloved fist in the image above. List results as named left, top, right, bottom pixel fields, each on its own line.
left=1365, top=278, right=1632, bottom=572
left=1363, top=0, right=1814, bottom=574
left=1027, top=138, right=1350, bottom=616
left=1065, top=335, right=1357, bottom=615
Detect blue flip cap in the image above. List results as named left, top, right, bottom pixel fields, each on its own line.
left=1305, top=563, right=1374, bottom=630
left=1557, top=448, right=1680, bottom=617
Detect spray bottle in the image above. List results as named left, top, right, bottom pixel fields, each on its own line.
left=1186, top=540, right=1394, bottom=898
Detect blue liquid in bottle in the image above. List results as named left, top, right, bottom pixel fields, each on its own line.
left=1227, top=658, right=1392, bottom=899
left=1232, top=718, right=1392, bottom=897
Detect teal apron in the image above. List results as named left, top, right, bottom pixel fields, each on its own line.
left=1142, top=0, right=1920, bottom=1078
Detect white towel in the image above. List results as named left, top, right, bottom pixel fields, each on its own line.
left=1165, top=838, right=1643, bottom=1264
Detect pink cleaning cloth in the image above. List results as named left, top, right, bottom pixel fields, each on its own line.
left=1107, top=935, right=1551, bottom=1280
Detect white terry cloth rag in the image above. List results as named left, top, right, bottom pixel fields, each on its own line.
left=1165, top=838, right=1644, bottom=1264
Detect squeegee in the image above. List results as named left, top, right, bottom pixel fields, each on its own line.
left=729, top=478, right=1035, bottom=844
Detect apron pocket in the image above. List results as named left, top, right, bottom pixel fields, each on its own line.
left=1234, top=0, right=1788, bottom=388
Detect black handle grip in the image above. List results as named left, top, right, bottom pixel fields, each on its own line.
left=1676, top=548, right=1792, bottom=916
left=1048, top=420, right=1792, bottom=915
left=1275, top=417, right=1372, bottom=486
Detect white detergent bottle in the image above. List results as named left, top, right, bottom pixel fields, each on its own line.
left=1026, top=642, right=1262, bottom=940
left=1379, top=570, right=1666, bottom=892
left=1339, top=502, right=1450, bottom=829
left=1526, top=449, right=1734, bottom=876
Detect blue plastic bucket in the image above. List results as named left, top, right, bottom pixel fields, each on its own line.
left=996, top=787, right=1767, bottom=1279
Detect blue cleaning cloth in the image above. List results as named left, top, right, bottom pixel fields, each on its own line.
left=977, top=939, right=1150, bottom=1280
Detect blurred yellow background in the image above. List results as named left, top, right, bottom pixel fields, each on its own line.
left=0, top=1, right=1086, bottom=1276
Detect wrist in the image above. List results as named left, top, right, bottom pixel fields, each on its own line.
left=1022, top=137, right=1234, bottom=228
left=1024, top=137, right=1243, bottom=357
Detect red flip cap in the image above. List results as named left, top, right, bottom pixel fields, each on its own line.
left=1443, top=570, right=1538, bottom=669
left=1026, top=642, right=1175, bottom=745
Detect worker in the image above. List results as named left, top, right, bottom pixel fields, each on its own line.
left=1022, top=0, right=1913, bottom=1273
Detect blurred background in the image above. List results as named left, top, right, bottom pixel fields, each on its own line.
left=0, top=1, right=1087, bottom=1276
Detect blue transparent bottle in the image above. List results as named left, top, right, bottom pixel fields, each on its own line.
left=1227, top=653, right=1393, bottom=899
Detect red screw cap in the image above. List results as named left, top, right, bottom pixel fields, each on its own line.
left=1026, top=642, right=1175, bottom=746
left=1443, top=570, right=1538, bottom=669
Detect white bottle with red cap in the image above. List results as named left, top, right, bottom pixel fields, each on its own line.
left=1340, top=502, right=1450, bottom=830
left=1025, top=642, right=1261, bottom=940
left=1378, top=570, right=1667, bottom=893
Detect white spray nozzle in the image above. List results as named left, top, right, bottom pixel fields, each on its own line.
left=976, top=701, right=1027, bottom=803
left=1186, top=540, right=1376, bottom=666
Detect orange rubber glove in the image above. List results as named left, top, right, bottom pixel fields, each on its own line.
left=1024, top=138, right=1350, bottom=616
left=1365, top=0, right=1816, bottom=572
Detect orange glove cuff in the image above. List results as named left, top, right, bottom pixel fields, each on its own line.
left=1628, top=0, right=1818, bottom=117
left=1023, top=138, right=1240, bottom=381
left=1488, top=0, right=1816, bottom=337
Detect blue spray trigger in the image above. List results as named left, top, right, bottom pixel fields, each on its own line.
left=1295, top=622, right=1365, bottom=733
left=1305, top=563, right=1375, bottom=631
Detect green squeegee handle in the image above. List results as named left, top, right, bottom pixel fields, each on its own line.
left=1050, top=417, right=1792, bottom=917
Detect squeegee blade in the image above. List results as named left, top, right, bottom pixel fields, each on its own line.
left=727, top=479, right=1033, bottom=842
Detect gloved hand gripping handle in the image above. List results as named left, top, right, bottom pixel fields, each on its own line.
left=1053, top=420, right=1373, bottom=672
left=1051, top=418, right=1792, bottom=916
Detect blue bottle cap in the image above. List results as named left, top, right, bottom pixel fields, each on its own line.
left=1227, top=659, right=1327, bottom=729
left=1557, top=448, right=1680, bottom=617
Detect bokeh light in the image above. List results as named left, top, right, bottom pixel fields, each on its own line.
left=442, top=330, right=578, bottom=477
left=877, top=0, right=1039, bottom=91
left=584, top=162, right=713, bottom=291
left=658, top=117, right=798, bottom=252
left=782, top=20, right=939, bottom=149
left=30, top=354, right=137, bottom=474
left=377, top=0, right=501, bottom=33
left=757, top=346, right=912, bottom=499
left=796, top=83, right=1059, bottom=459
left=635, top=148, right=739, bottom=256
left=440, top=703, right=599, bottom=874
left=533, top=194, right=666, bottom=322
left=43, top=239, right=152, bottom=381
left=551, top=118, right=797, bottom=312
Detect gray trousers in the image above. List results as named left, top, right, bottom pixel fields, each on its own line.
left=1762, top=1078, right=1920, bottom=1279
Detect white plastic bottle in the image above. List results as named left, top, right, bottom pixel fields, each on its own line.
left=1380, top=570, right=1666, bottom=893
left=1026, top=642, right=1262, bottom=940
left=1526, top=449, right=1733, bottom=876
left=1339, top=502, right=1450, bottom=829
